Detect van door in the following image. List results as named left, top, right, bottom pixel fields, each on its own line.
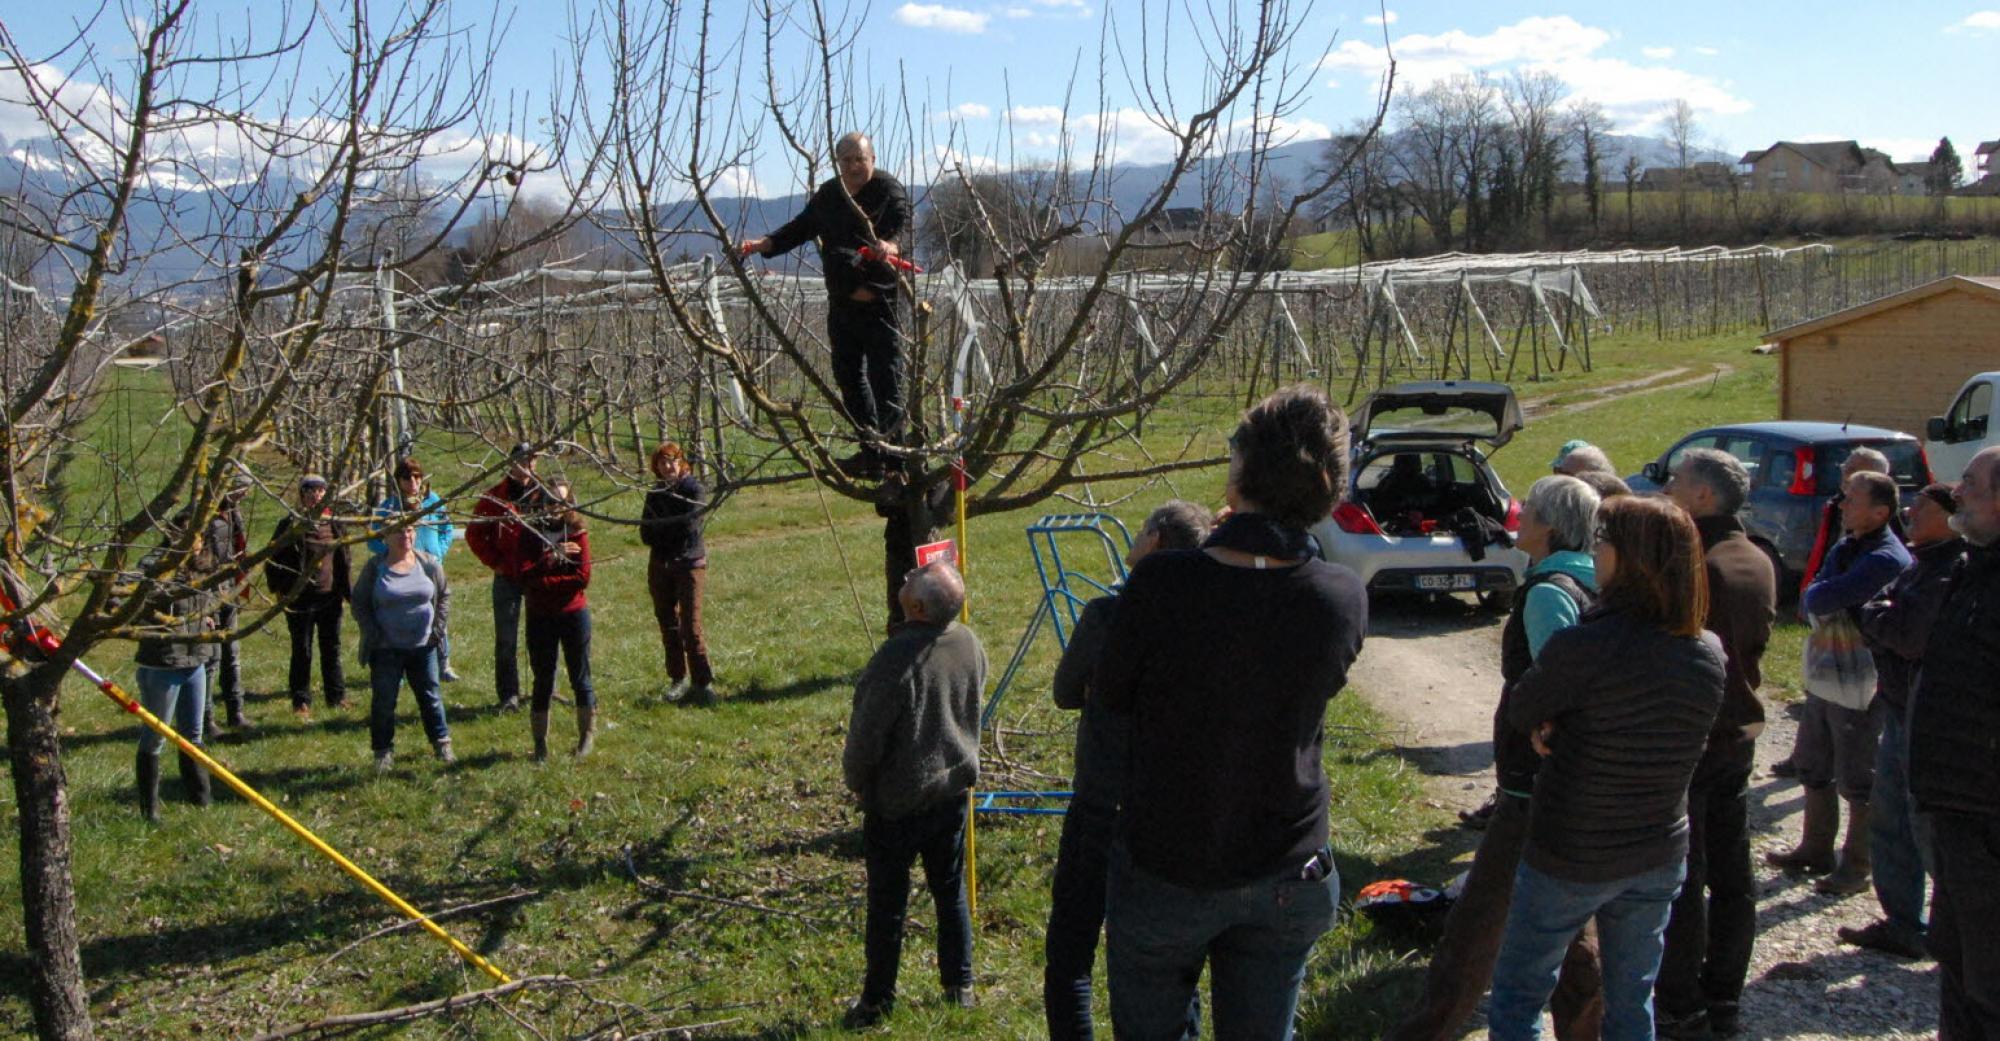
left=1930, top=378, right=1995, bottom=484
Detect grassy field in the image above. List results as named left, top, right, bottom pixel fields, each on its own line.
left=0, top=327, right=1809, bottom=1038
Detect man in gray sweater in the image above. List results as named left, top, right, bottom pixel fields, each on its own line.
left=840, top=560, right=986, bottom=1029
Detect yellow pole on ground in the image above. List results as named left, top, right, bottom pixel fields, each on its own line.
left=9, top=623, right=512, bottom=985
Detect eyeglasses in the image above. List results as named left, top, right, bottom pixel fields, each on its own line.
left=1592, top=525, right=1612, bottom=545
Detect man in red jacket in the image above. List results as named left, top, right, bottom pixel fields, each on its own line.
left=465, top=443, right=555, bottom=710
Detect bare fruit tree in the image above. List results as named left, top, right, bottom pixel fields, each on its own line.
left=0, top=3, right=588, bottom=1037
left=589, top=0, right=1390, bottom=617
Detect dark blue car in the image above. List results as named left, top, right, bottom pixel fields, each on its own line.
left=1625, top=422, right=1932, bottom=590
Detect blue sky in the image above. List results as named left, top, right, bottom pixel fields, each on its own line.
left=5, top=2, right=1997, bottom=197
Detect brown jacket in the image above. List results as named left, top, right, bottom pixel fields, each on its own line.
left=1697, top=514, right=1777, bottom=738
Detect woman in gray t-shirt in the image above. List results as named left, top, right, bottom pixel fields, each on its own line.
left=352, top=524, right=453, bottom=769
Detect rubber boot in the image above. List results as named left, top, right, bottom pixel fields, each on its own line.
left=177, top=750, right=212, bottom=807
left=1765, top=783, right=1838, bottom=874
left=1816, top=798, right=1874, bottom=895
left=573, top=706, right=595, bottom=758
left=136, top=750, right=162, bottom=823
left=530, top=710, right=550, bottom=763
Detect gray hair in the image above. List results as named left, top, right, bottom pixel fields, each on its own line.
left=834, top=131, right=873, bottom=159
left=1525, top=475, right=1601, bottom=553
left=1575, top=471, right=1632, bottom=500
left=1144, top=500, right=1213, bottom=551
left=1844, top=446, right=1890, bottom=475
left=1556, top=444, right=1616, bottom=477
left=908, top=560, right=966, bottom=620
left=1676, top=447, right=1751, bottom=515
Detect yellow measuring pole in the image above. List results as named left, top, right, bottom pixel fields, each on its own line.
left=41, top=637, right=511, bottom=985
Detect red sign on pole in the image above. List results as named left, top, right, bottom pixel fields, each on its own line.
left=915, top=539, right=958, bottom=568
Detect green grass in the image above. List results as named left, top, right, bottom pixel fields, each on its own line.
left=0, top=326, right=1810, bottom=1038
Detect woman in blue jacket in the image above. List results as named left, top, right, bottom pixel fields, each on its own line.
left=370, top=458, right=460, bottom=680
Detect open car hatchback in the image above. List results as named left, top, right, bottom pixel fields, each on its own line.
left=1308, top=381, right=1529, bottom=606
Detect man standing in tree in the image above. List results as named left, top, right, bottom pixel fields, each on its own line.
left=739, top=131, right=913, bottom=478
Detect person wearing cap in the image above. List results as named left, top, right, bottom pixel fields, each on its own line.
left=265, top=474, right=352, bottom=718
left=369, top=457, right=461, bottom=682
left=465, top=443, right=556, bottom=711
left=1838, top=483, right=1966, bottom=957
left=1551, top=440, right=1615, bottom=478
left=205, top=469, right=257, bottom=732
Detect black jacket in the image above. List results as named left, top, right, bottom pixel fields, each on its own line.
left=1859, top=536, right=1965, bottom=715
left=1050, top=595, right=1127, bottom=813
left=266, top=513, right=351, bottom=607
left=640, top=475, right=707, bottom=565
left=1908, top=542, right=2000, bottom=819
left=1505, top=606, right=1727, bottom=883
left=1494, top=570, right=1594, bottom=795
left=760, top=172, right=913, bottom=301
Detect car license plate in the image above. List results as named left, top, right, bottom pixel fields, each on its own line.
left=1416, top=574, right=1476, bottom=591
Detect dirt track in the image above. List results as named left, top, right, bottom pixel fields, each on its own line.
left=1350, top=598, right=1938, bottom=1040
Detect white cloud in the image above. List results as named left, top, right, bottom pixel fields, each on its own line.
left=1003, top=6, right=1033, bottom=16
left=1694, top=45, right=1720, bottom=56
left=1364, top=10, right=1398, bottom=26
left=935, top=102, right=993, bottom=122
left=1008, top=105, right=1068, bottom=124
left=894, top=3, right=989, bottom=34
left=1642, top=46, right=1676, bottom=59
left=1320, top=16, right=1749, bottom=126
left=1947, top=10, right=2000, bottom=31
left=1858, top=136, right=1945, bottom=163
left=712, top=165, right=764, bottom=199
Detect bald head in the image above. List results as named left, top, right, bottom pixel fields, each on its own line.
left=1952, top=447, right=2000, bottom=546
left=1843, top=447, right=1890, bottom=479
left=899, top=560, right=965, bottom=623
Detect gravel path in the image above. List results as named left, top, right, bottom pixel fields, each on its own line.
left=1351, top=600, right=1938, bottom=1040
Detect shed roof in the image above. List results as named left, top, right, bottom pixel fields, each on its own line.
left=1975, top=140, right=2000, bottom=157
left=1739, top=140, right=1867, bottom=172
left=1764, top=275, right=2000, bottom=341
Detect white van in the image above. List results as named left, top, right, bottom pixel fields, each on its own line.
left=1927, top=372, right=2000, bottom=484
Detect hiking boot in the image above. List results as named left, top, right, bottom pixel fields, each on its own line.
left=177, top=751, right=212, bottom=807
left=1458, top=791, right=1500, bottom=831
left=1838, top=919, right=1926, bottom=959
left=225, top=697, right=252, bottom=732
left=530, top=710, right=551, bottom=763
left=374, top=750, right=394, bottom=773
left=693, top=685, right=720, bottom=707
left=1765, top=784, right=1838, bottom=874
left=293, top=702, right=313, bottom=720
left=1814, top=798, right=1872, bottom=895
left=664, top=678, right=689, bottom=703
left=440, top=665, right=462, bottom=683
left=573, top=707, right=595, bottom=758
left=945, top=984, right=977, bottom=1010
left=841, top=997, right=893, bottom=1030
left=1769, top=758, right=1798, bottom=779
left=433, top=739, right=456, bottom=765
left=1655, top=1009, right=1714, bottom=1041
left=499, top=694, right=522, bottom=713
left=136, top=750, right=162, bottom=824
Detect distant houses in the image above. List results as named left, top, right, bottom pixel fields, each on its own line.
left=1631, top=139, right=1992, bottom=199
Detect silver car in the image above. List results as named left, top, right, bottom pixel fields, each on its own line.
left=1308, top=381, right=1529, bottom=606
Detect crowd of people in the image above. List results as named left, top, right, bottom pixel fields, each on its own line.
left=118, top=440, right=715, bottom=815
left=104, top=259, right=1998, bottom=1041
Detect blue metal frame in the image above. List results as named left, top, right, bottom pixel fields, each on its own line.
left=976, top=513, right=1133, bottom=816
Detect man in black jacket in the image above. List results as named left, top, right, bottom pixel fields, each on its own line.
left=739, top=132, right=913, bottom=478
left=1839, top=484, right=1964, bottom=956
left=1909, top=446, right=2000, bottom=1039
left=1657, top=449, right=1776, bottom=1040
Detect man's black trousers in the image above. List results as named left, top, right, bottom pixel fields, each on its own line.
left=827, top=298, right=905, bottom=439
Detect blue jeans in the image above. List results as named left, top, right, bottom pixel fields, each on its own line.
left=368, top=646, right=448, bottom=754
left=1870, top=706, right=1928, bottom=936
left=135, top=665, right=206, bottom=755
left=1490, top=858, right=1686, bottom=1041
left=861, top=794, right=973, bottom=1006
left=1105, top=842, right=1338, bottom=1041
left=492, top=574, right=523, bottom=704
left=526, top=608, right=594, bottom=711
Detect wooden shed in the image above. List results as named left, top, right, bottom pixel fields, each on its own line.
left=1768, top=275, right=2000, bottom=436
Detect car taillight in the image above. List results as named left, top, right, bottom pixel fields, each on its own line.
left=1788, top=445, right=1817, bottom=496
left=1916, top=444, right=1935, bottom=485
left=1332, top=502, right=1383, bottom=535
left=1503, top=497, right=1521, bottom=533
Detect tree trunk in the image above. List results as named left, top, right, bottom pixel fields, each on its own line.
left=3, top=663, right=96, bottom=1041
